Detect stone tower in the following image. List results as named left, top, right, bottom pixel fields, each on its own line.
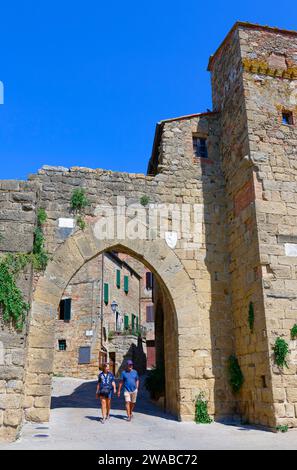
left=209, top=22, right=297, bottom=428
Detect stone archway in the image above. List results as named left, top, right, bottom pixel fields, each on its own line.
left=24, top=224, right=199, bottom=423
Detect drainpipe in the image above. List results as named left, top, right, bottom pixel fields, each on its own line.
left=100, top=253, right=105, bottom=354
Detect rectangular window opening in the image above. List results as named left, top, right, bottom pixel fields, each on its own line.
left=193, top=136, right=208, bottom=158
left=282, top=111, right=294, bottom=125
left=146, top=272, right=153, bottom=290
left=58, top=339, right=67, bottom=351
left=261, top=375, right=267, bottom=388
left=59, top=298, right=72, bottom=321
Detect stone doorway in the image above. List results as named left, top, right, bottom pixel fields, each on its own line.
left=23, top=224, right=200, bottom=425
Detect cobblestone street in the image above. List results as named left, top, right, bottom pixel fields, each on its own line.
left=1, top=377, right=297, bottom=450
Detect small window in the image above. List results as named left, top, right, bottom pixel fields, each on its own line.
left=58, top=339, right=67, bottom=351
left=146, top=272, right=153, bottom=290
left=78, top=346, right=91, bottom=364
left=146, top=305, right=154, bottom=323
left=193, top=136, right=208, bottom=158
left=282, top=111, right=294, bottom=125
left=124, top=314, right=129, bottom=330
left=59, top=298, right=71, bottom=321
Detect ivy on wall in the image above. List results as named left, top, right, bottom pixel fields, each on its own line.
left=273, top=337, right=289, bottom=368
left=290, top=324, right=297, bottom=340
left=0, top=254, right=30, bottom=330
left=0, top=208, right=49, bottom=330
left=32, top=208, right=49, bottom=270
left=228, top=355, right=244, bottom=393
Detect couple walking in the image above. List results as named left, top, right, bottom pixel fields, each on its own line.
left=96, top=359, right=139, bottom=423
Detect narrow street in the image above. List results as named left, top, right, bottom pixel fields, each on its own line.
left=1, top=377, right=297, bottom=450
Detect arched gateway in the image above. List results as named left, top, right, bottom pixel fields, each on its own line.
left=24, top=225, right=200, bottom=423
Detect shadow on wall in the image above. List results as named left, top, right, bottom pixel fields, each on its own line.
left=200, top=121, right=236, bottom=422
left=117, top=336, right=147, bottom=376
left=50, top=379, right=176, bottom=421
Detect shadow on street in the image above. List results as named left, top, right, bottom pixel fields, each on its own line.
left=51, top=378, right=177, bottom=422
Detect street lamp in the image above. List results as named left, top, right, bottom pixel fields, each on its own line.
left=111, top=300, right=118, bottom=313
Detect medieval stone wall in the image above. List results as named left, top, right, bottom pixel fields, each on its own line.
left=0, top=181, right=37, bottom=440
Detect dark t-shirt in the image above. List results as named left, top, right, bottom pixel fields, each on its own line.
left=98, top=372, right=115, bottom=391
left=120, top=369, right=139, bottom=392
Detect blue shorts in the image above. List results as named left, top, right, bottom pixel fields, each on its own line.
left=99, top=391, right=112, bottom=399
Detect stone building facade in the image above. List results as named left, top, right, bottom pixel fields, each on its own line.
left=1, top=21, right=297, bottom=441
left=53, top=251, right=153, bottom=379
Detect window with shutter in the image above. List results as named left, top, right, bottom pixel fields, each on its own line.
left=124, top=315, right=129, bottom=330
left=116, top=269, right=121, bottom=288
left=59, top=298, right=72, bottom=321
left=104, top=283, right=109, bottom=305
left=124, top=275, right=129, bottom=293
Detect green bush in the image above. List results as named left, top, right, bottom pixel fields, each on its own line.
left=276, top=425, right=288, bottom=433
left=76, top=215, right=86, bottom=231
left=195, top=392, right=213, bottom=424
left=140, top=195, right=150, bottom=206
left=71, top=188, right=90, bottom=212
left=145, top=366, right=165, bottom=400
left=291, top=324, right=297, bottom=340
left=70, top=189, right=90, bottom=230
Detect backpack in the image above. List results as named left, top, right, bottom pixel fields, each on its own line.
left=99, top=372, right=112, bottom=397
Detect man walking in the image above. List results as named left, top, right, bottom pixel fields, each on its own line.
left=118, top=360, right=139, bottom=422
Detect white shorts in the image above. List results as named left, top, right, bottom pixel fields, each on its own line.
left=124, top=390, right=138, bottom=403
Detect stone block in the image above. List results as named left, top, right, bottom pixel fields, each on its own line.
left=34, top=396, right=51, bottom=408
left=25, top=407, right=50, bottom=423
left=0, top=394, right=22, bottom=410
left=4, top=409, right=23, bottom=427
left=25, top=384, right=51, bottom=397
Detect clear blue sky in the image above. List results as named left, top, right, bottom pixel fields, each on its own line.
left=0, top=1, right=296, bottom=179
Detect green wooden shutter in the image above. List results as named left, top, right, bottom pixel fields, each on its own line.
left=124, top=315, right=129, bottom=330
left=124, top=275, right=129, bottom=293
left=116, top=269, right=121, bottom=288
left=104, top=283, right=109, bottom=305
left=64, top=298, right=71, bottom=321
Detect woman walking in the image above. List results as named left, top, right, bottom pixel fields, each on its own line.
left=96, top=363, right=116, bottom=424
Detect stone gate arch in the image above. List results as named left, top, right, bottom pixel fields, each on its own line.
left=24, top=223, right=201, bottom=423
